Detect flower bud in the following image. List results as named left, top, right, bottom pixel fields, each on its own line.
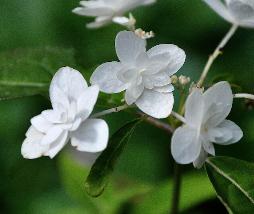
left=135, top=28, right=155, bottom=39
left=171, top=75, right=178, bottom=84
left=179, top=75, right=190, bottom=85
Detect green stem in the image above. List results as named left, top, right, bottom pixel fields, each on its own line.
left=91, top=104, right=130, bottom=118
left=171, top=163, right=182, bottom=214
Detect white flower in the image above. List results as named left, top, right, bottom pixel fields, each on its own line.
left=90, top=31, right=186, bottom=119
left=204, top=0, right=254, bottom=28
left=21, top=67, right=109, bottom=159
left=72, top=0, right=156, bottom=28
left=171, top=81, right=243, bottom=168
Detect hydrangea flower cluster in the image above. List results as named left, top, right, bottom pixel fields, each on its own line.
left=22, top=0, right=253, bottom=172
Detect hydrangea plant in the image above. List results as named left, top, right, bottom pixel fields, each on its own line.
left=1, top=0, right=254, bottom=213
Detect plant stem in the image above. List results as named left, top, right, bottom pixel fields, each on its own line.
left=171, top=111, right=186, bottom=124
left=234, top=93, right=254, bottom=101
left=197, top=24, right=238, bottom=88
left=138, top=112, right=175, bottom=134
left=91, top=104, right=130, bottom=118
left=171, top=163, right=182, bottom=214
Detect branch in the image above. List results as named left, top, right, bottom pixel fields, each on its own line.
left=234, top=93, right=254, bottom=101
left=197, top=24, right=238, bottom=87
left=138, top=112, right=175, bottom=134
left=91, top=104, right=130, bottom=118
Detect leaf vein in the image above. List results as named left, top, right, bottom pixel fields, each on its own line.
left=217, top=194, right=234, bottom=214
left=206, top=159, right=254, bottom=205
left=0, top=80, right=48, bottom=88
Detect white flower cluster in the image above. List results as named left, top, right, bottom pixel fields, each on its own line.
left=171, top=82, right=243, bottom=168
left=22, top=0, right=249, bottom=169
left=91, top=31, right=186, bottom=119
left=22, top=67, right=109, bottom=159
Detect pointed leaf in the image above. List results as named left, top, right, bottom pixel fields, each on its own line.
left=206, top=156, right=254, bottom=214
left=85, top=119, right=140, bottom=197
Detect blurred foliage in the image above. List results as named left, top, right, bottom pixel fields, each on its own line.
left=132, top=170, right=216, bottom=214
left=0, top=0, right=254, bottom=213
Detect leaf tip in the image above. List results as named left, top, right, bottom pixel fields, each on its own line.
left=84, top=180, right=105, bottom=198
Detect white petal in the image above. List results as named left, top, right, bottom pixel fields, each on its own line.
left=115, top=31, right=146, bottom=65
left=77, top=85, right=99, bottom=120
left=135, top=89, right=174, bottom=119
left=90, top=62, right=127, bottom=93
left=125, top=81, right=144, bottom=105
left=240, top=19, right=254, bottom=28
left=79, top=1, right=106, bottom=8
left=154, top=84, right=174, bottom=93
left=41, top=110, right=65, bottom=124
left=72, top=6, right=114, bottom=17
left=49, top=85, right=70, bottom=111
left=203, top=140, right=215, bottom=156
left=117, top=68, right=138, bottom=83
left=203, top=0, right=235, bottom=23
left=227, top=0, right=254, bottom=21
left=25, top=125, right=44, bottom=139
left=44, top=131, right=69, bottom=158
left=208, top=120, right=243, bottom=145
left=71, top=119, right=109, bottom=153
left=185, top=89, right=204, bottom=128
left=67, top=101, right=78, bottom=122
left=203, top=81, right=233, bottom=127
left=21, top=126, right=48, bottom=159
left=135, top=52, right=150, bottom=69
left=31, top=114, right=53, bottom=133
left=86, top=16, right=112, bottom=29
left=70, top=118, right=82, bottom=132
left=50, top=67, right=88, bottom=109
left=142, top=0, right=156, bottom=5
left=41, top=126, right=64, bottom=145
left=143, top=71, right=171, bottom=89
left=112, top=16, right=130, bottom=25
left=171, top=126, right=202, bottom=164
left=193, top=148, right=208, bottom=169
left=22, top=139, right=48, bottom=159
left=147, top=44, right=186, bottom=76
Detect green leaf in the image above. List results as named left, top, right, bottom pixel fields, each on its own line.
left=85, top=119, right=140, bottom=197
left=206, top=156, right=254, bottom=214
left=132, top=171, right=216, bottom=214
left=0, top=47, right=77, bottom=99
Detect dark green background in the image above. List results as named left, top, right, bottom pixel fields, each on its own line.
left=0, top=0, right=253, bottom=213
